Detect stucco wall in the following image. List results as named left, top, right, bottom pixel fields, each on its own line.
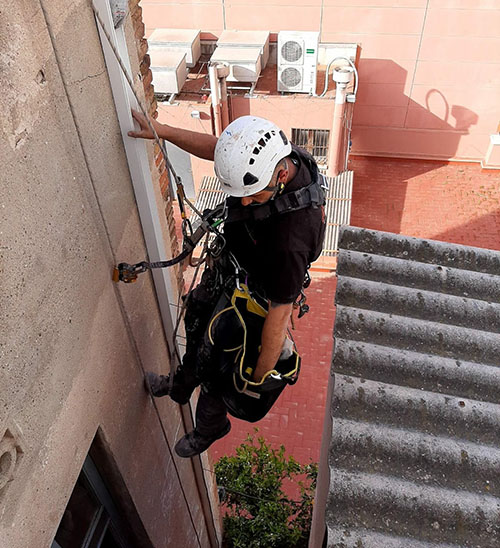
left=141, top=0, right=500, bottom=163
left=0, top=1, right=217, bottom=546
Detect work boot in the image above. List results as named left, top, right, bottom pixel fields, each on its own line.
left=174, top=421, right=231, bottom=458
left=144, top=372, right=171, bottom=397
left=144, top=371, right=194, bottom=405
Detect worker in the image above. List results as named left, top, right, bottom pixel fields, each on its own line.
left=128, top=110, right=325, bottom=457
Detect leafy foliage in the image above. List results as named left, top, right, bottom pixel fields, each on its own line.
left=215, top=431, right=318, bottom=548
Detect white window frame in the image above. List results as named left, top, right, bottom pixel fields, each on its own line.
left=94, top=0, right=178, bottom=347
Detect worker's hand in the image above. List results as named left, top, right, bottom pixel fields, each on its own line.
left=128, top=109, right=159, bottom=139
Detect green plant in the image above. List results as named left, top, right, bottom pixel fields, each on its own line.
left=215, top=431, right=318, bottom=548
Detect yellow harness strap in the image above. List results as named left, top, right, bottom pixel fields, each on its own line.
left=207, top=284, right=299, bottom=389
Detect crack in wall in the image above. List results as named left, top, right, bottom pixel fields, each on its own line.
left=69, top=69, right=106, bottom=86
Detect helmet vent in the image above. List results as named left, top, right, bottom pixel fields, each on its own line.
left=243, top=172, right=259, bottom=186
left=279, top=130, right=288, bottom=145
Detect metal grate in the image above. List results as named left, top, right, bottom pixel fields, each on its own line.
left=281, top=67, right=302, bottom=88
left=322, top=171, right=353, bottom=257
left=194, top=172, right=353, bottom=259
left=194, top=176, right=227, bottom=212
left=281, top=40, right=303, bottom=63
left=292, top=128, right=330, bottom=167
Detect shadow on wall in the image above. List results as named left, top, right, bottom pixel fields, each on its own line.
left=348, top=156, right=447, bottom=235
left=348, top=59, right=481, bottom=235
left=353, top=59, right=478, bottom=159
left=433, top=209, right=500, bottom=252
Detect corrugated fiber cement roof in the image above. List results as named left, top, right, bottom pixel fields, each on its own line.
left=328, top=226, right=500, bottom=547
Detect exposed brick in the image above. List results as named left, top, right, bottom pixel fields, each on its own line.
left=137, top=38, right=148, bottom=59
left=155, top=152, right=165, bottom=169
left=134, top=21, right=145, bottom=41
left=159, top=170, right=170, bottom=197
left=142, top=70, right=153, bottom=89
left=145, top=84, right=155, bottom=104
left=131, top=5, right=143, bottom=23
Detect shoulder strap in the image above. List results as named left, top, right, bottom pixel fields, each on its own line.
left=225, top=179, right=325, bottom=224
left=225, top=145, right=325, bottom=224
left=291, top=144, right=319, bottom=185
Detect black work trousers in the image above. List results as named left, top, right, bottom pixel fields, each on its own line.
left=171, top=268, right=231, bottom=437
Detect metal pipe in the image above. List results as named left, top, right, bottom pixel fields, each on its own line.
left=327, top=67, right=354, bottom=177
left=316, top=56, right=358, bottom=98
left=217, top=64, right=230, bottom=129
left=208, top=63, right=223, bottom=137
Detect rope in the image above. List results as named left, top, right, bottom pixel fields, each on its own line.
left=91, top=2, right=204, bottom=220
left=90, top=3, right=220, bottom=546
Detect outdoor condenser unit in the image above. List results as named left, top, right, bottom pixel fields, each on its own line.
left=277, top=31, right=319, bottom=94
left=216, top=30, right=270, bottom=69
left=210, top=46, right=262, bottom=83
left=149, top=50, right=188, bottom=94
left=148, top=28, right=201, bottom=68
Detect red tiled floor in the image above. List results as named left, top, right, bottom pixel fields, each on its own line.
left=167, top=157, right=500, bottom=467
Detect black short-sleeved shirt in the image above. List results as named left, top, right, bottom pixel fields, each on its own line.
left=223, top=147, right=325, bottom=304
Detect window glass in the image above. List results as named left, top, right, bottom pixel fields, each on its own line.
left=54, top=476, right=100, bottom=547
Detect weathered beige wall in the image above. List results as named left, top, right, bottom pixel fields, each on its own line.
left=0, top=1, right=217, bottom=546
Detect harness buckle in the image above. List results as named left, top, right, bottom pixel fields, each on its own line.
left=293, top=290, right=310, bottom=318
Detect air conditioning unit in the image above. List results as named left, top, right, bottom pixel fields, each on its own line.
left=210, top=47, right=262, bottom=82
left=148, top=28, right=201, bottom=68
left=277, top=31, right=319, bottom=94
left=149, top=50, right=188, bottom=94
left=216, top=30, right=270, bottom=68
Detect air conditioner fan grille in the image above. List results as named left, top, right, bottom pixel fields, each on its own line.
left=281, top=40, right=302, bottom=63
left=281, top=67, right=302, bottom=88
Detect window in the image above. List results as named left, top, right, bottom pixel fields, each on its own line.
left=52, top=456, right=133, bottom=548
left=291, top=128, right=330, bottom=167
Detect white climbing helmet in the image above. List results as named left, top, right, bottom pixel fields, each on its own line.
left=214, top=116, right=292, bottom=197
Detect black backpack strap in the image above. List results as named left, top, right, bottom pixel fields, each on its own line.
left=273, top=181, right=325, bottom=214
left=225, top=179, right=325, bottom=224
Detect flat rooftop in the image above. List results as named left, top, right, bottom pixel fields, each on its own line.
left=162, top=58, right=337, bottom=102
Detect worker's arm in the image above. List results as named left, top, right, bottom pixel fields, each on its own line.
left=252, top=302, right=293, bottom=382
left=128, top=109, right=217, bottom=161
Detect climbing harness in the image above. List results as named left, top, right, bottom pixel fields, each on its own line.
left=207, top=282, right=302, bottom=422
left=208, top=284, right=300, bottom=386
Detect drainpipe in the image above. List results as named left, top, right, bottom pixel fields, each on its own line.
left=217, top=64, right=230, bottom=130
left=208, top=63, right=222, bottom=137
left=327, top=66, right=354, bottom=177
left=209, top=63, right=230, bottom=136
